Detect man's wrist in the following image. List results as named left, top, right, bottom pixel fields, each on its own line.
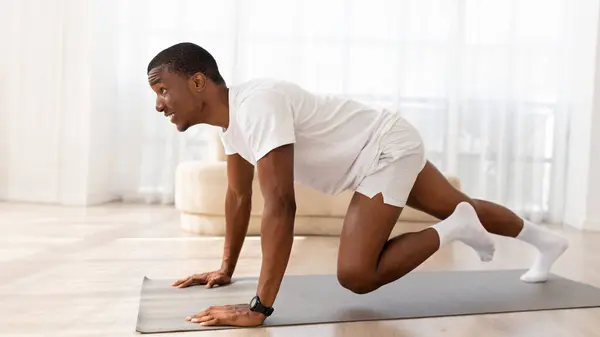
left=249, top=295, right=275, bottom=317
left=256, top=287, right=276, bottom=307
left=220, top=261, right=234, bottom=276
left=220, top=267, right=234, bottom=277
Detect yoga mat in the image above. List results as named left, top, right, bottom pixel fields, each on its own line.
left=135, top=269, right=600, bottom=333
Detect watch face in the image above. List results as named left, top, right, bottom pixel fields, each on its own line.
left=249, top=296, right=258, bottom=309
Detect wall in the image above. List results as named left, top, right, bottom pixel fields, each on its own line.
left=588, top=87, right=600, bottom=230
left=0, top=107, right=6, bottom=201
left=563, top=0, right=600, bottom=230
left=2, top=1, right=62, bottom=203
left=0, top=0, right=117, bottom=206
left=87, top=0, right=119, bottom=205
left=2, top=0, right=600, bottom=214
left=0, top=85, right=6, bottom=201
left=57, top=0, right=118, bottom=205
left=584, top=22, right=600, bottom=230
left=0, top=2, right=13, bottom=201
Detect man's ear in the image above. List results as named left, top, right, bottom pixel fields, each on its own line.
left=191, top=72, right=207, bottom=92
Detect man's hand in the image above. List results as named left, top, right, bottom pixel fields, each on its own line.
left=171, top=270, right=231, bottom=288
left=186, top=304, right=265, bottom=327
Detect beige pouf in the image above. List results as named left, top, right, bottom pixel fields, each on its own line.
left=175, top=160, right=462, bottom=236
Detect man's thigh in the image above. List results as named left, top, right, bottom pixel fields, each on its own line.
left=337, top=192, right=402, bottom=273
left=338, top=151, right=424, bottom=270
left=405, top=160, right=472, bottom=220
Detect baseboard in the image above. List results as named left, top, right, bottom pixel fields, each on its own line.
left=583, top=220, right=600, bottom=231
left=563, top=219, right=600, bottom=232
left=86, top=193, right=119, bottom=205
left=60, top=192, right=119, bottom=206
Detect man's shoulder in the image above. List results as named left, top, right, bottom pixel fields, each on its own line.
left=231, top=78, right=305, bottom=103
left=234, top=77, right=285, bottom=88
left=230, top=79, right=294, bottom=117
left=229, top=79, right=299, bottom=134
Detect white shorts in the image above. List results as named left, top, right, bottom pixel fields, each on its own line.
left=355, top=116, right=426, bottom=207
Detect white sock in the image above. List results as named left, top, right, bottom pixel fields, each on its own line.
left=516, top=220, right=569, bottom=283
left=430, top=202, right=495, bottom=262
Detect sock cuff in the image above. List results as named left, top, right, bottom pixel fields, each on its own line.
left=430, top=224, right=448, bottom=247
left=515, top=219, right=531, bottom=239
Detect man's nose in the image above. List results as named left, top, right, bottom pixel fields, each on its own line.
left=156, top=98, right=165, bottom=112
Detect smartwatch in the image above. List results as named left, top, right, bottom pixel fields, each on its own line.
left=249, top=295, right=274, bottom=317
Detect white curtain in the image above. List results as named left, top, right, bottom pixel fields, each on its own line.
left=2, top=0, right=583, bottom=223
left=112, top=0, right=573, bottom=222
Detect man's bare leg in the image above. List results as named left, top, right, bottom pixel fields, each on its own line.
left=407, top=161, right=569, bottom=283
left=336, top=191, right=494, bottom=294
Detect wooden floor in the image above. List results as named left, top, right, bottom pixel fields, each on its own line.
left=1, top=202, right=599, bottom=337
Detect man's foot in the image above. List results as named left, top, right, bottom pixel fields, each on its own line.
left=431, top=202, right=495, bottom=262
left=519, top=232, right=569, bottom=283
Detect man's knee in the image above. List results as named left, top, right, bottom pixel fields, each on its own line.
left=337, top=267, right=378, bottom=294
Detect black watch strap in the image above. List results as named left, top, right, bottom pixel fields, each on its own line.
left=249, top=295, right=274, bottom=317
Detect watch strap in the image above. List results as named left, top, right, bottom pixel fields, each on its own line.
left=249, top=295, right=274, bottom=317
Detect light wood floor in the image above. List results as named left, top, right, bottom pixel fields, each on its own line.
left=1, top=202, right=599, bottom=337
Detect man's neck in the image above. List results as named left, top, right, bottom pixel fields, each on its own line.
left=199, top=86, right=230, bottom=129
left=213, top=86, right=230, bottom=129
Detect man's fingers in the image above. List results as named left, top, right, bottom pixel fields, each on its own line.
left=191, top=314, right=215, bottom=324
left=206, top=276, right=228, bottom=288
left=186, top=311, right=208, bottom=321
left=206, top=277, right=217, bottom=288
left=178, top=279, right=193, bottom=288
left=200, top=317, right=221, bottom=326
left=171, top=278, right=187, bottom=287
left=207, top=275, right=225, bottom=288
left=176, top=272, right=228, bottom=289
left=174, top=275, right=198, bottom=287
left=179, top=276, right=203, bottom=288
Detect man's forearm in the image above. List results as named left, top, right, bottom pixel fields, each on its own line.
left=221, top=188, right=252, bottom=276
left=256, top=201, right=296, bottom=307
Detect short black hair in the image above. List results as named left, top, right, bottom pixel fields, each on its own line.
left=147, top=42, right=225, bottom=85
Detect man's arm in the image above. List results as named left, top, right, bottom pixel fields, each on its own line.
left=220, top=153, right=255, bottom=276
left=255, top=144, right=296, bottom=308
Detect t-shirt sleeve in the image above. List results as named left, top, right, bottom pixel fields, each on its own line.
left=219, top=133, right=237, bottom=155
left=236, top=91, right=296, bottom=161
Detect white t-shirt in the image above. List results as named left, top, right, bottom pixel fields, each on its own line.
left=219, top=79, right=403, bottom=195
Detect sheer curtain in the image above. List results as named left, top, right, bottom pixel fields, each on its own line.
left=111, top=0, right=573, bottom=222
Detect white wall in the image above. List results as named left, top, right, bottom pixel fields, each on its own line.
left=0, top=2, right=12, bottom=201
left=584, top=22, right=600, bottom=230
left=87, top=0, right=119, bottom=205
left=0, top=111, right=6, bottom=201
left=3, top=0, right=600, bottom=217
left=563, top=0, right=600, bottom=230
left=2, top=1, right=62, bottom=203
left=0, top=0, right=117, bottom=206
left=0, top=91, right=6, bottom=201
left=57, top=0, right=118, bottom=205
left=588, top=88, right=600, bottom=230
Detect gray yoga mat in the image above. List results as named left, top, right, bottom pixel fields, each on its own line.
left=135, top=269, right=600, bottom=334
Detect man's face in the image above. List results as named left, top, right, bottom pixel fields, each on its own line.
left=148, top=67, right=202, bottom=132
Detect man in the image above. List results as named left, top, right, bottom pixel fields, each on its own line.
left=147, top=42, right=569, bottom=327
